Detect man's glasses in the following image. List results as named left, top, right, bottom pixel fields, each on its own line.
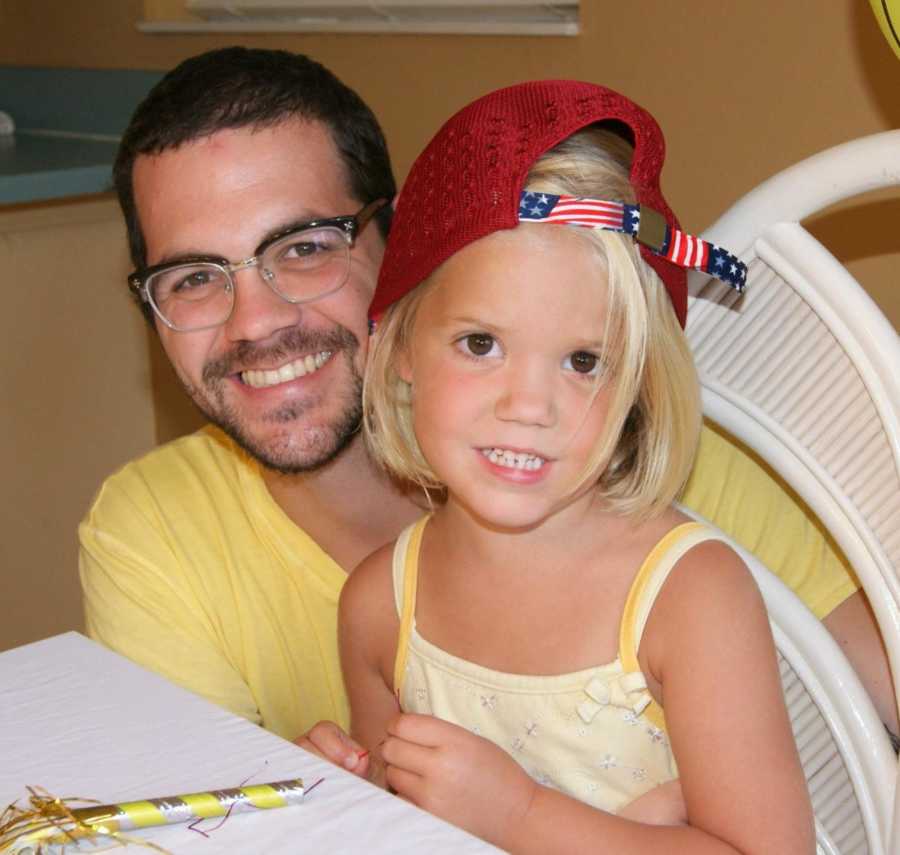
left=128, top=199, right=388, bottom=332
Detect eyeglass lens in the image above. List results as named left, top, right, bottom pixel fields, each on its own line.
left=148, top=225, right=352, bottom=331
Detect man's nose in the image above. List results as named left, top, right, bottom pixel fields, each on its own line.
left=222, top=263, right=303, bottom=343
left=494, top=361, right=557, bottom=427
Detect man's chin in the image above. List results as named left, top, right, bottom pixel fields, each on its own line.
left=191, top=401, right=356, bottom=473
left=227, top=421, right=359, bottom=474
left=195, top=395, right=363, bottom=474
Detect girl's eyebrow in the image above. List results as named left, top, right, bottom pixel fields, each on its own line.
left=445, top=314, right=504, bottom=331
left=572, top=337, right=606, bottom=350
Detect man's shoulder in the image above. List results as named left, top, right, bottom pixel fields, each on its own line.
left=115, top=425, right=245, bottom=481
left=85, top=425, right=255, bottom=520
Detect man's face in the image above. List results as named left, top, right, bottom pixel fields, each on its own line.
left=132, top=119, right=384, bottom=472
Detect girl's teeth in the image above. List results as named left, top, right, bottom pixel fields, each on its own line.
left=482, top=448, right=545, bottom=471
left=241, top=351, right=332, bottom=389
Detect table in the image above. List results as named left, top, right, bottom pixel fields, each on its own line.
left=0, top=633, right=498, bottom=853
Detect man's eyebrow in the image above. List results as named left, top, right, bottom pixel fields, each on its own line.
left=153, top=249, right=228, bottom=267
left=254, top=214, right=331, bottom=246
left=152, top=213, right=329, bottom=267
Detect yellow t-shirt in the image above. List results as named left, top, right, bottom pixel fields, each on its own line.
left=79, top=422, right=857, bottom=740
left=682, top=422, right=858, bottom=619
left=79, top=425, right=349, bottom=740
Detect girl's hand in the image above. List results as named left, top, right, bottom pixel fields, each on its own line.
left=294, top=720, right=371, bottom=778
left=381, top=712, right=537, bottom=848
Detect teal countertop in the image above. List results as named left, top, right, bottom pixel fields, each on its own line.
left=0, top=67, right=162, bottom=205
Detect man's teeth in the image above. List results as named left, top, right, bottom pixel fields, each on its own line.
left=482, top=448, right=546, bottom=471
left=241, top=351, right=332, bottom=389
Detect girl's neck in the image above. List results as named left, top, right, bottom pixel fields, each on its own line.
left=429, top=489, right=635, bottom=571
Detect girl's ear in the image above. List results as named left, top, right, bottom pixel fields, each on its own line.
left=394, top=348, right=414, bottom=384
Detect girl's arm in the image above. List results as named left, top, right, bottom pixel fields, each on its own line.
left=338, top=543, right=404, bottom=785
left=380, top=540, right=814, bottom=854
left=639, top=538, right=814, bottom=853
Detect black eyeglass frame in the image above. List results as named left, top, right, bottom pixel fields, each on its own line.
left=127, top=198, right=389, bottom=305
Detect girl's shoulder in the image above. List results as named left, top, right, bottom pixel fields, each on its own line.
left=638, top=511, right=766, bottom=670
left=645, top=507, right=757, bottom=610
left=628, top=505, right=749, bottom=580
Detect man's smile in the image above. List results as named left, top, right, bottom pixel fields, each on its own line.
left=240, top=351, right=333, bottom=388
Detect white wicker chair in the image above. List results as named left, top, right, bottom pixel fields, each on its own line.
left=684, top=130, right=900, bottom=853
left=680, top=507, right=895, bottom=854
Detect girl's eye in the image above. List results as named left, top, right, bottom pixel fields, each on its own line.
left=565, top=351, right=600, bottom=375
left=461, top=333, right=498, bottom=357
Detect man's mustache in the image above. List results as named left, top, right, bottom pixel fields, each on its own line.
left=202, top=326, right=359, bottom=384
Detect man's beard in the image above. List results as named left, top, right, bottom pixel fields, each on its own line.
left=183, top=325, right=364, bottom=474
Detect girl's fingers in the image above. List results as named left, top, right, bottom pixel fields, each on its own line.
left=384, top=764, right=425, bottom=804
left=381, top=733, right=433, bottom=775
left=297, top=721, right=369, bottom=772
left=387, top=711, right=464, bottom=747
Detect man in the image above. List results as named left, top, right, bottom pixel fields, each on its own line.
left=80, top=47, right=896, bottom=741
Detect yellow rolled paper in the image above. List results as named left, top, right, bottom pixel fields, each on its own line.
left=4, top=779, right=310, bottom=852
left=70, top=779, right=308, bottom=832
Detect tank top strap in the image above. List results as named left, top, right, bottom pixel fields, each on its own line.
left=616, top=521, right=727, bottom=730
left=391, top=515, right=430, bottom=696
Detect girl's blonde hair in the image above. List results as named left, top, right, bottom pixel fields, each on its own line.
left=364, top=125, right=701, bottom=518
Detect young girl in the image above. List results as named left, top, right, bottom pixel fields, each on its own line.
left=308, top=80, right=814, bottom=853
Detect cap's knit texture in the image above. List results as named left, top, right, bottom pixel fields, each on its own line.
left=372, top=80, right=688, bottom=326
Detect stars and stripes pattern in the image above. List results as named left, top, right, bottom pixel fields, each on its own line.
left=519, top=191, right=747, bottom=293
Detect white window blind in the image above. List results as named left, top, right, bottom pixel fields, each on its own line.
left=139, top=0, right=579, bottom=36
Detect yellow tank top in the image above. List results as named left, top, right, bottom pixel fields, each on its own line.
left=392, top=517, right=726, bottom=814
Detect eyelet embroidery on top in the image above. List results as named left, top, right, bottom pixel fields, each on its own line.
left=647, top=725, right=666, bottom=744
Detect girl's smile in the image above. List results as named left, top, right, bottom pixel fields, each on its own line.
left=477, top=446, right=552, bottom=486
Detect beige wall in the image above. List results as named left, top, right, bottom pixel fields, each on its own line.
left=0, top=199, right=158, bottom=651
left=0, top=0, right=897, bottom=650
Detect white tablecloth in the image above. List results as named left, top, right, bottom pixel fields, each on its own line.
left=0, top=632, right=498, bottom=853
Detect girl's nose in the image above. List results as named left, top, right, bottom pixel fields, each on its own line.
left=494, top=362, right=557, bottom=427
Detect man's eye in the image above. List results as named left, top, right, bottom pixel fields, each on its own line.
left=463, top=333, right=497, bottom=357
left=164, top=268, right=220, bottom=297
left=275, top=228, right=344, bottom=265
left=282, top=240, right=322, bottom=258
left=175, top=271, right=213, bottom=290
left=565, top=351, right=600, bottom=375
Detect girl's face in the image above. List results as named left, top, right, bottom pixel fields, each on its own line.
left=398, top=225, right=616, bottom=532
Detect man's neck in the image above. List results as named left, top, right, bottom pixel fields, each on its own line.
left=261, top=435, right=422, bottom=573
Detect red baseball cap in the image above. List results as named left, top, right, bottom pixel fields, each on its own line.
left=371, top=80, right=690, bottom=326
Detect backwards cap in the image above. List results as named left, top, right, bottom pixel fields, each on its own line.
left=371, top=80, right=745, bottom=328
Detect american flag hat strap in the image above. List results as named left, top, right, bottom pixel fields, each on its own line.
left=518, top=191, right=747, bottom=293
